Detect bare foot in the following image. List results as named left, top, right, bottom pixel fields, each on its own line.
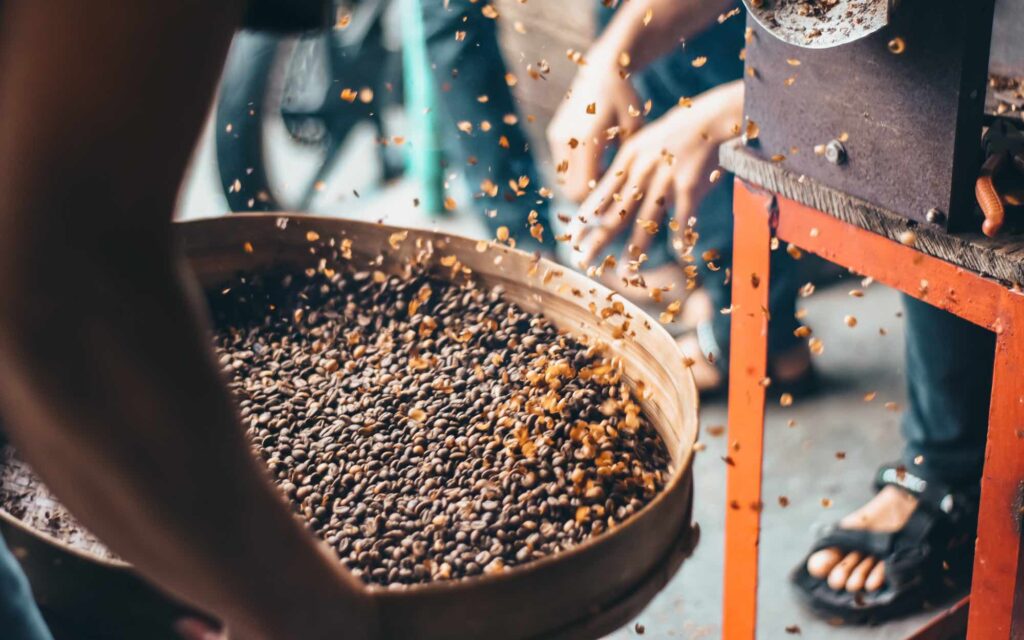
left=678, top=332, right=725, bottom=390
left=806, top=486, right=919, bottom=592
left=677, top=328, right=813, bottom=393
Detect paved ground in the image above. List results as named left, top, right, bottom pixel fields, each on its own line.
left=178, top=119, right=959, bottom=639
left=603, top=283, right=950, bottom=640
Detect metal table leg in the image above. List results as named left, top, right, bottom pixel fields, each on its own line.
left=723, top=178, right=1024, bottom=638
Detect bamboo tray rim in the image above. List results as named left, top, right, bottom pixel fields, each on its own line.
left=1, top=213, right=700, bottom=601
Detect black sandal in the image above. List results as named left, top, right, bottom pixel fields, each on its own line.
left=790, top=463, right=978, bottom=624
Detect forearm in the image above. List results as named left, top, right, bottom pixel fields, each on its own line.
left=589, top=0, right=735, bottom=71
left=0, top=250, right=366, bottom=638
left=0, top=1, right=371, bottom=636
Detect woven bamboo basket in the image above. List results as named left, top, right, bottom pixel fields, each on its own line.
left=0, top=214, right=700, bottom=639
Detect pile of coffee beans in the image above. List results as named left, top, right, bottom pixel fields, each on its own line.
left=210, top=255, right=670, bottom=587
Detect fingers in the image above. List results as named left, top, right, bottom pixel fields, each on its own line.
left=582, top=168, right=656, bottom=265
left=546, top=93, right=613, bottom=203
left=623, top=169, right=672, bottom=259
left=560, top=137, right=605, bottom=204
left=578, top=153, right=654, bottom=265
left=547, top=73, right=644, bottom=203
left=575, top=164, right=630, bottom=262
left=614, top=84, right=644, bottom=139
left=577, top=154, right=631, bottom=231
left=546, top=108, right=597, bottom=204
left=672, top=169, right=713, bottom=233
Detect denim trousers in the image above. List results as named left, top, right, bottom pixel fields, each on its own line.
left=420, top=0, right=552, bottom=251
left=0, top=533, right=53, bottom=639
left=901, top=295, right=992, bottom=486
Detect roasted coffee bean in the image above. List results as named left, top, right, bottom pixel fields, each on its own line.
left=209, top=260, right=670, bottom=586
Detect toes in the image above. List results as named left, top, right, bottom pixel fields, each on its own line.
left=865, top=560, right=886, bottom=591
left=807, top=548, right=842, bottom=578
left=827, top=552, right=862, bottom=591
left=844, top=555, right=877, bottom=592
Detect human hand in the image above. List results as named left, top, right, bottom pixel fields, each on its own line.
left=547, top=56, right=643, bottom=203
left=572, top=81, right=744, bottom=267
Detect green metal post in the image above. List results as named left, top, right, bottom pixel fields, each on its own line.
left=400, top=0, right=445, bottom=214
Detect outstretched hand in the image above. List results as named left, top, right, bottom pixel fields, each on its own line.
left=571, top=80, right=745, bottom=267
left=547, top=58, right=644, bottom=203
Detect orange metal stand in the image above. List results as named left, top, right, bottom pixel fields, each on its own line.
left=723, top=179, right=1024, bottom=639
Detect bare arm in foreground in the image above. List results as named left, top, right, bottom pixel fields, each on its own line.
left=0, top=2, right=374, bottom=638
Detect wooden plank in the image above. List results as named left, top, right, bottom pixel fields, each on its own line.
left=720, top=139, right=1024, bottom=285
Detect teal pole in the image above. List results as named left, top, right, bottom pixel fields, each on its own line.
left=400, top=0, right=445, bottom=214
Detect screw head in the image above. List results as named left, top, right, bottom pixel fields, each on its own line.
left=925, top=208, right=945, bottom=224
left=824, top=140, right=847, bottom=165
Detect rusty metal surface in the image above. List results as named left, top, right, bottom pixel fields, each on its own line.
left=742, top=0, right=891, bottom=49
left=743, top=0, right=996, bottom=230
left=727, top=178, right=1024, bottom=638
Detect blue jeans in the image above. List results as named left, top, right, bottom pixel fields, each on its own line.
left=421, top=0, right=552, bottom=252
left=0, top=533, right=53, bottom=640
left=901, top=296, right=992, bottom=486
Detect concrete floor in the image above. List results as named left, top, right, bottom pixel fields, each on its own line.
left=178, top=115, right=959, bottom=639
left=604, top=284, right=952, bottom=640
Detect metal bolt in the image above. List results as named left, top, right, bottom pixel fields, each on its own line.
left=824, top=140, right=847, bottom=165
left=925, top=208, right=945, bottom=225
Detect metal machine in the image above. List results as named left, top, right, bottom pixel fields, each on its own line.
left=739, top=0, right=1023, bottom=234
left=721, top=3, right=1024, bottom=637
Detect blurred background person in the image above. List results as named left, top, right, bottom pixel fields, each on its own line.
left=547, top=0, right=813, bottom=395
left=421, top=0, right=555, bottom=255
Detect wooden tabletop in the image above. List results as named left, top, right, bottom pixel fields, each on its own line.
left=719, top=138, right=1024, bottom=285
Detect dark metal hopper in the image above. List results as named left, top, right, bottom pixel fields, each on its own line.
left=741, top=0, right=893, bottom=49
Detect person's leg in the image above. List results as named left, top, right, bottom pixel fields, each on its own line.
left=420, top=0, right=551, bottom=251
left=900, top=295, right=991, bottom=484
left=806, top=295, right=991, bottom=595
left=0, top=534, right=54, bottom=640
left=688, top=179, right=805, bottom=379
